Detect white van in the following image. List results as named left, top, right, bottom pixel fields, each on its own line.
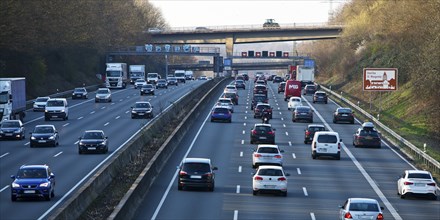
left=45, top=98, right=68, bottom=121
left=311, top=131, right=341, bottom=160
left=147, top=73, right=159, bottom=84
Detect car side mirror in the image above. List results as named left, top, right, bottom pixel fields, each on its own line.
left=285, top=173, right=290, bottom=176
left=380, top=207, right=384, bottom=210
left=338, top=205, right=343, bottom=209
left=213, top=167, right=218, bottom=171
left=273, top=128, right=276, bottom=131
left=10, top=175, right=16, bottom=179
left=50, top=174, right=55, bottom=178
left=280, top=150, right=285, bottom=153
left=340, top=139, right=342, bottom=142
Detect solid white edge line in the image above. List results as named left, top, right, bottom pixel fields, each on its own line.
left=38, top=87, right=193, bottom=220
left=310, top=212, right=316, bottom=220
left=151, top=92, right=224, bottom=220
left=0, top=185, right=9, bottom=193
left=53, top=152, right=63, bottom=157
left=303, top=96, right=403, bottom=220
left=233, top=210, right=238, bottom=220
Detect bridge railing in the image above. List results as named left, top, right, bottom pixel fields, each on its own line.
left=165, top=22, right=344, bottom=33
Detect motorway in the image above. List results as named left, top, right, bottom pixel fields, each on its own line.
left=0, top=80, right=207, bottom=220
left=133, top=79, right=439, bottom=220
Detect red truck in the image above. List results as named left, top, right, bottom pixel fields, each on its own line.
left=284, top=80, right=302, bottom=101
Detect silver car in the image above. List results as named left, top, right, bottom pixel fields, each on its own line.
left=252, top=144, right=284, bottom=168
left=339, top=198, right=384, bottom=220
left=95, top=88, right=112, bottom=102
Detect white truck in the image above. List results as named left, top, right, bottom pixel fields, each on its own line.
left=184, top=70, right=194, bottom=80
left=129, top=65, right=145, bottom=84
left=174, top=70, right=186, bottom=83
left=296, top=65, right=315, bottom=87
left=0, top=78, right=26, bottom=121
left=105, top=63, right=128, bottom=89
left=146, top=73, right=160, bottom=84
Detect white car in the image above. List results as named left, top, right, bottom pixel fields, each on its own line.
left=252, top=165, right=289, bottom=196
left=224, top=85, right=237, bottom=93
left=33, top=96, right=50, bottom=112
left=397, top=170, right=437, bottom=200
left=338, top=198, right=384, bottom=220
left=311, top=131, right=341, bottom=160
left=134, top=79, right=147, bottom=89
left=216, top=98, right=234, bottom=113
left=95, top=88, right=112, bottom=102
left=252, top=144, right=284, bottom=168
left=287, top=96, right=302, bottom=110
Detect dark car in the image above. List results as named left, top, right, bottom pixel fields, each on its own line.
left=303, top=84, right=316, bottom=95
left=235, top=80, right=246, bottom=89
left=313, top=91, right=328, bottom=104
left=222, top=92, right=238, bottom=105
left=29, top=125, right=59, bottom=147
left=333, top=107, right=355, bottom=124
left=235, top=75, right=244, bottom=81
left=304, top=124, right=326, bottom=144
left=71, top=87, right=88, bottom=99
left=131, top=101, right=153, bottom=119
left=167, top=77, right=178, bottom=86
left=140, top=84, right=155, bottom=96
left=254, top=103, right=273, bottom=119
left=251, top=94, right=268, bottom=110
left=10, top=164, right=55, bottom=201
left=210, top=107, right=232, bottom=123
left=253, top=85, right=268, bottom=95
left=255, top=80, right=266, bottom=85
left=278, top=82, right=286, bottom=94
left=156, top=79, right=168, bottom=89
left=177, top=158, right=217, bottom=191
left=242, top=73, right=249, bottom=81
left=353, top=122, right=381, bottom=148
left=0, top=120, right=25, bottom=140
left=273, top=76, right=283, bottom=83
left=268, top=74, right=277, bottom=81
left=250, top=124, right=276, bottom=144
left=292, top=106, right=313, bottom=123
left=78, top=130, right=109, bottom=154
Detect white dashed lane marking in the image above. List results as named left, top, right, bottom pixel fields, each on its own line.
left=0, top=152, right=10, bottom=158
left=53, top=152, right=63, bottom=157
left=63, top=123, right=69, bottom=127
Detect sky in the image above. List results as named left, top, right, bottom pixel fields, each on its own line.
left=150, top=0, right=349, bottom=28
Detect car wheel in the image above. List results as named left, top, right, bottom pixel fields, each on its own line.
left=333, top=119, right=337, bottom=123
left=281, top=191, right=287, bottom=197
left=353, top=142, right=357, bottom=147
left=313, top=101, right=315, bottom=103
left=335, top=153, right=341, bottom=160
left=11, top=195, right=17, bottom=201
left=312, top=151, right=317, bottom=159
left=30, top=143, right=34, bottom=148
left=209, top=183, right=215, bottom=192
left=45, top=194, right=51, bottom=201
left=400, top=193, right=405, bottom=199
left=51, top=189, right=55, bottom=198
left=304, top=140, right=308, bottom=144
left=210, top=119, right=214, bottom=122
left=178, top=183, right=183, bottom=191
left=430, top=195, right=437, bottom=200
left=351, top=120, right=355, bottom=124
left=325, top=101, right=328, bottom=104
left=253, top=115, right=256, bottom=118
left=45, top=117, right=49, bottom=121
left=250, top=140, right=254, bottom=144
left=228, top=119, right=232, bottom=123
left=78, top=149, right=82, bottom=154
left=253, top=190, right=258, bottom=196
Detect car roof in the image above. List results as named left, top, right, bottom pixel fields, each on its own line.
left=84, top=130, right=104, bottom=133
left=362, top=122, right=375, bottom=128
left=183, top=158, right=211, bottom=164
left=98, top=88, right=109, bottom=91
left=257, top=144, right=279, bottom=149
left=315, top=91, right=325, bottom=94
left=219, top=98, right=232, bottom=101
left=35, top=124, right=55, bottom=128
left=337, top=107, right=352, bottom=110
left=135, top=101, right=151, bottom=104
left=254, top=123, right=272, bottom=127
left=296, top=106, right=311, bottom=109
left=308, top=124, right=325, bottom=128
left=315, top=131, right=339, bottom=136
left=348, top=198, right=379, bottom=203
left=20, top=164, right=49, bottom=169
left=48, top=98, right=67, bottom=101
left=256, top=103, right=270, bottom=107
left=305, top=84, right=315, bottom=87
left=290, top=97, right=301, bottom=100
left=406, top=170, right=431, bottom=175
left=258, top=165, right=283, bottom=170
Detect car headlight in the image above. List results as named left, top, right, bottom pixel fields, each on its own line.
left=132, top=110, right=137, bottom=113
left=49, top=136, right=55, bottom=140
left=31, top=136, right=36, bottom=140
left=14, top=130, right=21, bottom=133
left=39, top=182, right=50, bottom=187
left=0, top=130, right=4, bottom=134
left=79, top=142, right=85, bottom=146
left=99, top=141, right=106, bottom=146
left=12, top=182, right=20, bottom=188
left=33, top=104, right=38, bottom=108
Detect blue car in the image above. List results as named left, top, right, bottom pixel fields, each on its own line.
left=11, top=165, right=55, bottom=201
left=210, top=107, right=232, bottom=123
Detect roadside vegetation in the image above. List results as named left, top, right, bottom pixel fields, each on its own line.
left=0, top=0, right=171, bottom=99
left=299, top=0, right=440, bottom=160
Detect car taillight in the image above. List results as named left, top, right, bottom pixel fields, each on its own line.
left=344, top=212, right=353, bottom=219
left=255, top=109, right=260, bottom=112
left=313, top=142, right=316, bottom=149
left=278, top=177, right=286, bottom=181
left=404, top=181, right=413, bottom=185
left=274, top=155, right=282, bottom=159
left=203, top=173, right=212, bottom=179
left=179, top=171, right=187, bottom=176
left=427, top=183, right=436, bottom=186
left=267, top=131, right=274, bottom=135
left=377, top=213, right=384, bottom=220
left=254, top=176, right=263, bottom=181
left=305, top=131, right=311, bottom=136
left=254, top=154, right=262, bottom=158
left=338, top=143, right=341, bottom=150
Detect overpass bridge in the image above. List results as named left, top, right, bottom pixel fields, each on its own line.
left=168, top=60, right=294, bottom=71
left=150, top=22, right=343, bottom=56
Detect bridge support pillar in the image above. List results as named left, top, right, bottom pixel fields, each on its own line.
left=225, top=35, right=234, bottom=57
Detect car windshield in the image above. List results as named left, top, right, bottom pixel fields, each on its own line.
left=316, top=92, right=326, bottom=96
left=17, top=168, right=47, bottom=179
left=317, top=134, right=338, bottom=143
left=1, top=122, right=19, bottom=128
left=46, top=100, right=65, bottom=106
left=97, top=90, right=109, bottom=94
left=258, top=147, right=279, bottom=153
left=407, top=173, right=431, bottom=179
left=224, top=93, right=235, bottom=98
left=255, top=126, right=271, bottom=132
left=182, top=163, right=211, bottom=173
left=34, top=126, right=54, bottom=133
left=349, top=203, right=379, bottom=212
left=257, top=105, right=270, bottom=110
left=136, top=80, right=146, bottom=83
left=214, top=108, right=229, bottom=113
left=158, top=80, right=166, bottom=83
left=236, top=80, right=244, bottom=83
left=168, top=77, right=176, bottom=80
left=338, top=109, right=352, bottom=113
left=296, top=107, right=310, bottom=112
left=143, top=85, right=153, bottom=88
left=258, top=168, right=283, bottom=176
left=35, top=97, right=49, bottom=102
left=135, top=103, right=151, bottom=108
left=74, top=88, right=85, bottom=92
left=254, top=96, right=266, bottom=102
left=218, top=100, right=231, bottom=104
left=359, top=130, right=379, bottom=137
left=83, top=132, right=104, bottom=139
left=309, top=126, right=325, bottom=132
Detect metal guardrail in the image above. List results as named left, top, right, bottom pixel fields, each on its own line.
left=321, top=85, right=440, bottom=175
